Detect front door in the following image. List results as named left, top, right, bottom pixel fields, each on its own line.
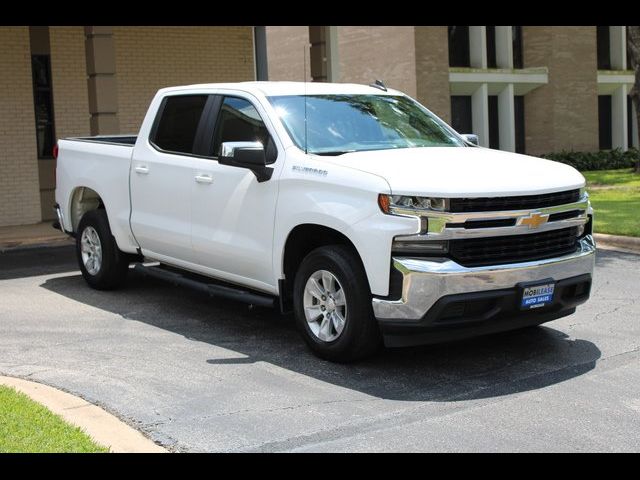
left=190, top=96, right=281, bottom=292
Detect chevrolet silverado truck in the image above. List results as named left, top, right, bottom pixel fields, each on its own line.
left=54, top=81, right=595, bottom=362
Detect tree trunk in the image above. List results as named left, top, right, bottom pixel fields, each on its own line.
left=628, top=26, right=640, bottom=172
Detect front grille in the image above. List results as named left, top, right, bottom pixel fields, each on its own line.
left=449, top=189, right=581, bottom=213
left=449, top=227, right=579, bottom=267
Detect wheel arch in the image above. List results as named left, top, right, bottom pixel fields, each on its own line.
left=280, top=223, right=370, bottom=303
left=69, top=186, right=105, bottom=233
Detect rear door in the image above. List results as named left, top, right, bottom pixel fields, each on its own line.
left=129, top=94, right=212, bottom=263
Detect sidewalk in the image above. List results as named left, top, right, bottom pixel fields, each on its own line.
left=0, top=222, right=73, bottom=251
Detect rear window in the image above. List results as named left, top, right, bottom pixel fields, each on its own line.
left=151, top=95, right=208, bottom=154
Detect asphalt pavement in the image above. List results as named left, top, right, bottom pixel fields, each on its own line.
left=0, top=245, right=638, bottom=452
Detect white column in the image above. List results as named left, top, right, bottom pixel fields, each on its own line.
left=472, top=84, right=490, bottom=147
left=469, top=26, right=487, bottom=68
left=609, top=26, right=627, bottom=70
left=495, top=26, right=514, bottom=69
left=326, top=26, right=340, bottom=82
left=632, top=100, right=639, bottom=149
left=611, top=85, right=628, bottom=150
left=498, top=84, right=516, bottom=152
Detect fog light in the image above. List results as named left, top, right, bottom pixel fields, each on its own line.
left=577, top=223, right=585, bottom=237
left=392, top=239, right=449, bottom=255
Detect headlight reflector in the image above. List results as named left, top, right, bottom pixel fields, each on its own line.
left=378, top=194, right=448, bottom=214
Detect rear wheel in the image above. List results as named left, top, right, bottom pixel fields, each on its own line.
left=293, top=245, right=381, bottom=362
left=76, top=209, right=129, bottom=290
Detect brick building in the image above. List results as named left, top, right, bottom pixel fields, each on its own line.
left=1, top=26, right=638, bottom=228
left=0, top=26, right=256, bottom=227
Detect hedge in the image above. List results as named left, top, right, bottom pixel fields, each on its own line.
left=540, top=148, right=640, bottom=171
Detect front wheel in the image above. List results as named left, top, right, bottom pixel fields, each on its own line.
left=293, top=245, right=381, bottom=362
left=76, top=209, right=129, bottom=290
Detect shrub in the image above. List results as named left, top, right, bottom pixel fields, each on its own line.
left=540, top=148, right=639, bottom=171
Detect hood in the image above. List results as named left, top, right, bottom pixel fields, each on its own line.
left=319, top=147, right=585, bottom=197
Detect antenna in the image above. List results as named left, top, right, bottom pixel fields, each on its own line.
left=303, top=44, right=308, bottom=154
left=370, top=79, right=387, bottom=92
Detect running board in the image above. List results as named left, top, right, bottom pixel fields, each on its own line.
left=133, top=264, right=277, bottom=308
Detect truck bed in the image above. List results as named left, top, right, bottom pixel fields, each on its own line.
left=55, top=135, right=137, bottom=253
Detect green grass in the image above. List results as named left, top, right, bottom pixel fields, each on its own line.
left=583, top=168, right=640, bottom=188
left=583, top=168, right=640, bottom=237
left=0, top=385, right=108, bottom=453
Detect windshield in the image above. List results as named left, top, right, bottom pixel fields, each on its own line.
left=267, top=94, right=465, bottom=155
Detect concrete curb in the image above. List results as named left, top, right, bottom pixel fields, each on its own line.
left=595, top=233, right=640, bottom=255
left=0, top=221, right=73, bottom=252
left=0, top=375, right=167, bottom=453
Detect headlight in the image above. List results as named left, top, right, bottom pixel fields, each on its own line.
left=378, top=194, right=448, bottom=214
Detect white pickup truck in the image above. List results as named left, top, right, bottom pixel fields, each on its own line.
left=54, top=81, right=595, bottom=362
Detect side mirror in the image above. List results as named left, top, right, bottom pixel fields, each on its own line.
left=461, top=134, right=479, bottom=146
left=219, top=141, right=273, bottom=182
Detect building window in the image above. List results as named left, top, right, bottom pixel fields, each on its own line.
left=597, top=26, right=611, bottom=70
left=512, top=26, right=523, bottom=69
left=628, top=96, right=634, bottom=148
left=448, top=26, right=470, bottom=67
left=486, top=26, right=497, bottom=68
left=515, top=95, right=525, bottom=153
left=624, top=27, right=633, bottom=70
left=450, top=96, right=472, bottom=134
left=598, top=95, right=613, bottom=149
left=627, top=27, right=632, bottom=70
left=488, top=95, right=499, bottom=149
left=30, top=55, right=55, bottom=159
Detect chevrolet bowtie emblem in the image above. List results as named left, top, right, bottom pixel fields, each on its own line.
left=518, top=212, right=550, bottom=229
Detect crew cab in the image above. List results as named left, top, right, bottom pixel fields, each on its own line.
left=54, top=81, right=595, bottom=362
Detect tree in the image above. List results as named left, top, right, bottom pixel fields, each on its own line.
left=628, top=26, right=640, bottom=172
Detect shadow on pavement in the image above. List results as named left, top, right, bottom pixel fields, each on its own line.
left=594, top=247, right=640, bottom=269
left=41, top=268, right=602, bottom=403
left=0, top=245, right=77, bottom=280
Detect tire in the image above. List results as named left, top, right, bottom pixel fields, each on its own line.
left=293, top=245, right=381, bottom=362
left=76, top=209, right=129, bottom=290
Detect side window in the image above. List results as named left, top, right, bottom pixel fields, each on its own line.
left=151, top=95, right=208, bottom=154
left=212, top=97, right=271, bottom=156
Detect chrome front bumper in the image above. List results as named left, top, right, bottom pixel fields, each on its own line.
left=372, top=235, right=596, bottom=321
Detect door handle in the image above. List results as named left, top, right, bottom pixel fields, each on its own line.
left=195, top=174, right=213, bottom=184
left=134, top=165, right=149, bottom=174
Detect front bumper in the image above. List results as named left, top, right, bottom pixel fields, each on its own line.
left=372, top=235, right=596, bottom=346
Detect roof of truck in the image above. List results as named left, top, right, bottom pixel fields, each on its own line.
left=158, top=81, right=404, bottom=97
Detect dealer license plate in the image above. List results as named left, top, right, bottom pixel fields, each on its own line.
left=521, top=282, right=555, bottom=309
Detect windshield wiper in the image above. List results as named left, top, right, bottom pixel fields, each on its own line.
left=313, top=150, right=355, bottom=156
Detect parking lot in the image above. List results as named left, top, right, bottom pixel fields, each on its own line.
left=1, top=244, right=639, bottom=452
